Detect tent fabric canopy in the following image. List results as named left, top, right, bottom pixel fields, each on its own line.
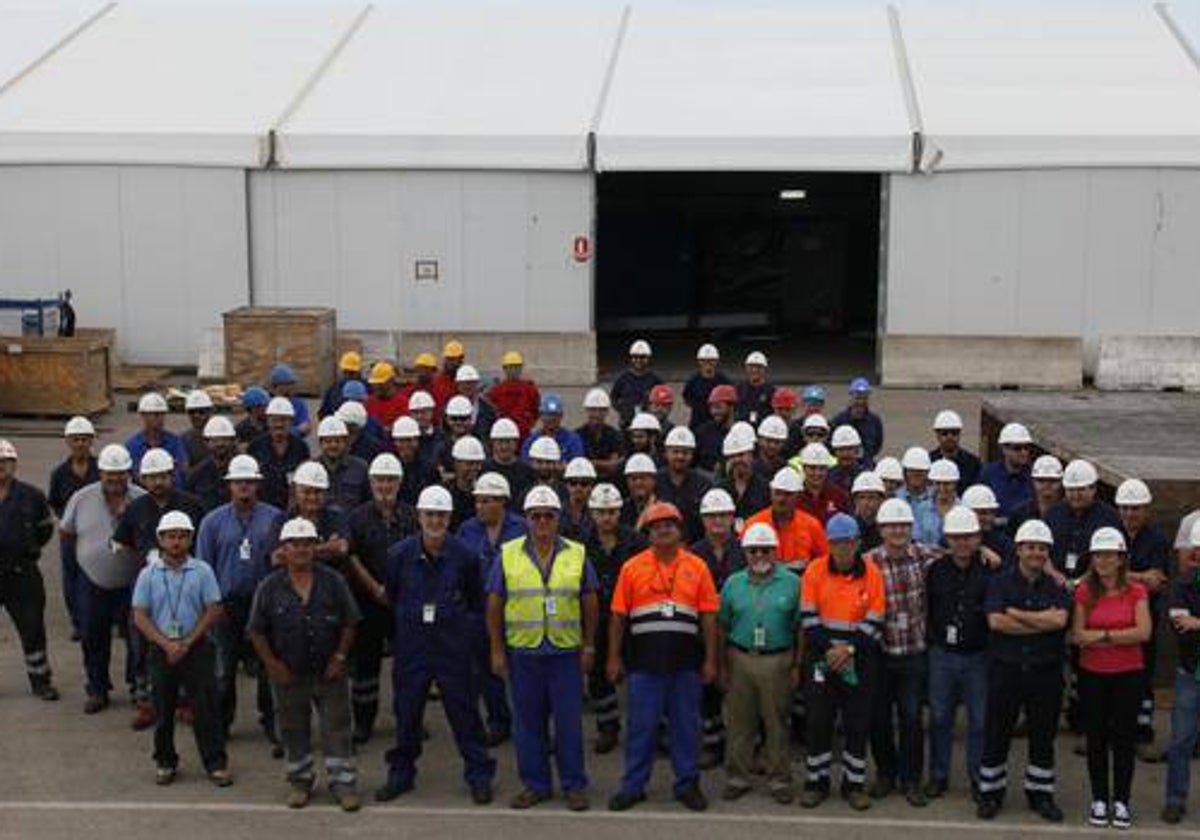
left=0, top=2, right=1197, bottom=172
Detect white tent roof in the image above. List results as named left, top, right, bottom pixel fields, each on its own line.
left=906, top=6, right=1200, bottom=171
left=0, top=4, right=362, bottom=166
left=594, top=7, right=916, bottom=173
left=0, top=2, right=108, bottom=92
left=276, top=6, right=624, bottom=170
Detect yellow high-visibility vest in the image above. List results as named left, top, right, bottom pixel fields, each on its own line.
left=501, top=537, right=585, bottom=649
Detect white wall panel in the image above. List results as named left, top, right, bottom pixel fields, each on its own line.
left=0, top=165, right=247, bottom=364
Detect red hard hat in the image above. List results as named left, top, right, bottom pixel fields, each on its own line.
left=707, top=384, right=737, bottom=405
left=771, top=388, right=797, bottom=410
left=638, top=501, right=683, bottom=530
left=649, top=384, right=674, bottom=405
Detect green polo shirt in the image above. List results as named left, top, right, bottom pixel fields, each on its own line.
left=717, top=565, right=801, bottom=652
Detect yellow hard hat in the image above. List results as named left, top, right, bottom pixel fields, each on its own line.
left=502, top=350, right=524, bottom=367
left=368, top=362, right=396, bottom=385
left=339, top=351, right=363, bottom=373
left=414, top=352, right=437, bottom=369
left=443, top=340, right=465, bottom=359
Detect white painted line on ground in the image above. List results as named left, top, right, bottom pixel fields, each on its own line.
left=0, top=800, right=1198, bottom=837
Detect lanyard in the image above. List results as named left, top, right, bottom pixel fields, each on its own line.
left=747, top=574, right=776, bottom=622
left=159, top=565, right=189, bottom=625
left=653, top=560, right=679, bottom=600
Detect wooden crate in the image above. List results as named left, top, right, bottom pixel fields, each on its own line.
left=223, top=307, right=336, bottom=396
left=0, top=333, right=112, bottom=416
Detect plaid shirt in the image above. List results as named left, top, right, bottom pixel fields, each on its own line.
left=864, top=542, right=941, bottom=656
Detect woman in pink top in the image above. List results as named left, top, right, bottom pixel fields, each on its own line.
left=1071, top=527, right=1152, bottom=830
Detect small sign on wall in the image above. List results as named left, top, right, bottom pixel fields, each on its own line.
left=415, top=259, right=439, bottom=284
left=573, top=235, right=592, bottom=263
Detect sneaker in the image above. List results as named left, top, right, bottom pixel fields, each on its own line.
left=800, top=788, right=829, bottom=809
left=209, top=769, right=233, bottom=788
left=1089, top=800, right=1109, bottom=828
left=155, top=766, right=176, bottom=786
left=843, top=789, right=871, bottom=811
left=509, top=788, right=550, bottom=810
left=287, top=782, right=313, bottom=809
left=675, top=782, right=708, bottom=812
left=1162, top=804, right=1185, bottom=824
left=924, top=779, right=948, bottom=799
left=374, top=780, right=414, bottom=802
left=334, top=788, right=362, bottom=813
left=608, top=790, right=645, bottom=812
left=131, top=703, right=156, bottom=731
left=565, top=791, right=591, bottom=812
left=83, top=693, right=109, bottom=715
left=594, top=730, right=619, bottom=754
left=1112, top=802, right=1132, bottom=830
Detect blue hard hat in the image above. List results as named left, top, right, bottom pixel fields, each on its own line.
left=802, top=385, right=827, bottom=404
left=848, top=377, right=871, bottom=396
left=540, top=393, right=563, bottom=415
left=826, top=513, right=861, bottom=542
left=270, top=363, right=296, bottom=386
left=242, top=386, right=270, bottom=409
left=341, top=380, right=368, bottom=401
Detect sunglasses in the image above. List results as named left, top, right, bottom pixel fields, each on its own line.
left=745, top=547, right=775, bottom=556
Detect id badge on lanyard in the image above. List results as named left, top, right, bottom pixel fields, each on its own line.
left=239, top=538, right=252, bottom=562
left=545, top=596, right=558, bottom=617
left=662, top=602, right=676, bottom=619
left=422, top=604, right=436, bottom=624
left=1065, top=552, right=1079, bottom=573
left=753, top=625, right=766, bottom=650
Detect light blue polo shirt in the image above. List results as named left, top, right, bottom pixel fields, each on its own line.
left=132, top=556, right=222, bottom=638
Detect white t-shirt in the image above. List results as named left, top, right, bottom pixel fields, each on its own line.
left=61, top=482, right=147, bottom=590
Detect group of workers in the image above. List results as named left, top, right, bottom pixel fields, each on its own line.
left=3, top=337, right=1200, bottom=827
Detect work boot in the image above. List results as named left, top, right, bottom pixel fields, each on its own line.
left=155, top=766, right=177, bottom=786
left=131, top=703, right=156, bottom=731
left=565, top=791, right=591, bottom=812
left=843, top=788, right=871, bottom=811
left=333, top=787, right=362, bottom=813
left=1028, top=794, right=1064, bottom=823
left=722, top=783, right=752, bottom=801
left=83, top=693, right=109, bottom=714
left=770, top=785, right=794, bottom=805
left=800, top=787, right=828, bottom=809
left=904, top=784, right=928, bottom=807
left=977, top=798, right=1002, bottom=820
left=868, top=776, right=894, bottom=799
left=1162, top=804, right=1186, bottom=824
left=509, top=788, right=550, bottom=810
left=208, top=769, right=233, bottom=787
left=594, top=730, right=619, bottom=754
left=33, top=682, right=60, bottom=702
left=374, top=780, right=413, bottom=802
left=675, top=782, right=708, bottom=812
left=924, top=778, right=948, bottom=799
left=1137, top=742, right=1160, bottom=763
left=470, top=784, right=494, bottom=806
left=287, top=782, right=313, bottom=809
left=608, top=790, right=645, bottom=812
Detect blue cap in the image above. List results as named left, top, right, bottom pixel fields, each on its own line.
left=269, top=363, right=296, bottom=386
left=826, top=513, right=860, bottom=542
left=540, top=393, right=563, bottom=415
left=341, top=380, right=368, bottom=401
left=242, top=386, right=270, bottom=409
left=802, top=385, right=827, bottom=404
left=849, top=377, right=871, bottom=396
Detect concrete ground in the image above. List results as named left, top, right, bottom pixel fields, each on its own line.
left=0, top=385, right=1196, bottom=840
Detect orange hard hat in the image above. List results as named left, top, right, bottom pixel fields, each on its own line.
left=639, top=501, right=683, bottom=530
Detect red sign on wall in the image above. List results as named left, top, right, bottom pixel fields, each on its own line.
left=573, top=235, right=592, bottom=263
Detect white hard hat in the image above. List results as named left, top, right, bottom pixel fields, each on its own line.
left=583, top=388, right=611, bottom=410
left=1031, top=454, right=1064, bottom=480
left=875, top=456, right=903, bottom=483
left=137, top=392, right=168, bottom=413
left=1189, top=519, right=1200, bottom=550
left=529, top=436, right=562, bottom=462
left=266, top=396, right=295, bottom=418
left=139, top=448, right=175, bottom=476
left=1014, top=519, right=1054, bottom=545
left=877, top=498, right=915, bottom=525
left=1115, top=478, right=1152, bottom=507
left=830, top=425, right=861, bottom=449
left=901, top=446, right=932, bottom=472
left=744, top=351, right=768, bottom=367
left=489, top=417, right=519, bottom=441
left=416, top=485, right=453, bottom=513
left=407, top=390, right=435, bottom=411
left=962, top=484, right=999, bottom=510
left=1090, top=526, right=1127, bottom=553
left=0, top=439, right=17, bottom=461
left=770, top=466, right=803, bottom=493
left=757, top=415, right=788, bottom=441
left=851, top=471, right=886, bottom=496
left=630, top=413, right=661, bottom=433
left=451, top=435, right=486, bottom=462
left=629, top=339, right=652, bottom=357
left=699, top=488, right=736, bottom=516
left=943, top=506, right=981, bottom=536
left=741, top=522, right=779, bottom=549
left=696, top=343, right=720, bottom=361
left=799, top=442, right=832, bottom=467
left=224, top=454, right=263, bottom=481
left=473, top=472, right=511, bottom=498
left=589, top=483, right=623, bottom=510
left=524, top=484, right=562, bottom=511
left=335, top=400, right=367, bottom=428
left=293, top=461, right=330, bottom=490
left=722, top=422, right=756, bottom=456
left=802, top=414, right=829, bottom=432
left=64, top=416, right=96, bottom=437
left=203, top=415, right=236, bottom=439
left=445, top=395, right=473, bottom=418
left=317, top=416, right=348, bottom=438
left=1062, top=459, right=1099, bottom=490
left=998, top=422, right=1033, bottom=446
left=185, top=390, right=214, bottom=411
left=392, top=416, right=420, bottom=439
left=369, top=453, right=404, bottom=478
left=279, top=517, right=318, bottom=542
left=156, top=510, right=195, bottom=534
left=624, top=453, right=657, bottom=476
left=455, top=364, right=480, bottom=384
left=564, top=457, right=598, bottom=480
left=929, top=459, right=960, bottom=484
left=98, top=444, right=132, bottom=472
left=933, top=410, right=964, bottom=431
left=664, top=426, right=696, bottom=449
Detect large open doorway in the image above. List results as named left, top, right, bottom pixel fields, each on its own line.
left=595, top=172, right=882, bottom=381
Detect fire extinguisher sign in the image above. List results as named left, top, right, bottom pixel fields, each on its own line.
left=572, top=235, right=592, bottom=263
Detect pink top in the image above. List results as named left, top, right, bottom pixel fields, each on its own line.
left=1076, top=582, right=1147, bottom=674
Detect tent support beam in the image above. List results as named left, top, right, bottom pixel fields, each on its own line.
left=887, top=4, right=924, bottom=174
left=0, top=2, right=115, bottom=100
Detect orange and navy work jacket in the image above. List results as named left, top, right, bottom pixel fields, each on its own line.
left=799, top=554, right=885, bottom=654
left=611, top=547, right=719, bottom=674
